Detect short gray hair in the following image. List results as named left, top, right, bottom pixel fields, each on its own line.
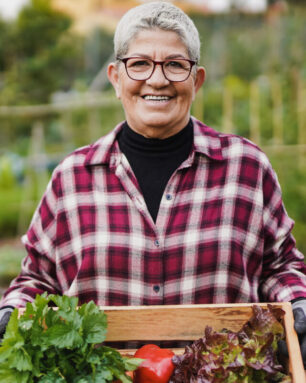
left=114, top=1, right=201, bottom=62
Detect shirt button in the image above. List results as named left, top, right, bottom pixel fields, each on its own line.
left=153, top=285, right=160, bottom=293
left=154, top=239, right=160, bottom=247
left=166, top=194, right=172, bottom=200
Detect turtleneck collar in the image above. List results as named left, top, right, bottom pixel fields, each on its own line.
left=118, top=119, right=193, bottom=158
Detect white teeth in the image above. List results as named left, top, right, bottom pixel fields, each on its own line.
left=143, top=95, right=170, bottom=101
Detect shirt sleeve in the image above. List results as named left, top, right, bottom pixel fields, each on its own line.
left=260, top=159, right=306, bottom=302
left=0, top=168, right=62, bottom=308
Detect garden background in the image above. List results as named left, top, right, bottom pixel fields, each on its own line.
left=0, top=0, right=305, bottom=296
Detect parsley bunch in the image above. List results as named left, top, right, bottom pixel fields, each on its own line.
left=0, top=293, right=141, bottom=383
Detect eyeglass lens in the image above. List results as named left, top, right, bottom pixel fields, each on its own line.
left=125, top=58, right=193, bottom=81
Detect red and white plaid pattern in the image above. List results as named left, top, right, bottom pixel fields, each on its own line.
left=1, top=118, right=306, bottom=308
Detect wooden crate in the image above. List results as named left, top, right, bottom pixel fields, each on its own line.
left=100, top=302, right=305, bottom=383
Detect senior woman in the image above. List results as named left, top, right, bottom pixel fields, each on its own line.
left=0, top=0, right=305, bottom=364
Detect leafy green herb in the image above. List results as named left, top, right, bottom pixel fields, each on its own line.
left=169, top=305, right=292, bottom=383
left=0, top=293, right=142, bottom=383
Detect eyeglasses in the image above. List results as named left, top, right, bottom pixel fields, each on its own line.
left=117, top=57, right=197, bottom=82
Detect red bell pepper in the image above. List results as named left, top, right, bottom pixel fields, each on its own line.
left=133, top=344, right=175, bottom=383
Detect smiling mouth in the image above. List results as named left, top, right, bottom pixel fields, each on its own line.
left=142, top=95, right=172, bottom=101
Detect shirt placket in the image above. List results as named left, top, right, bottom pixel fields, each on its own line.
left=113, top=153, right=164, bottom=304
left=154, top=156, right=195, bottom=304
left=156, top=154, right=194, bottom=232
left=148, top=159, right=195, bottom=303
left=147, top=235, right=164, bottom=304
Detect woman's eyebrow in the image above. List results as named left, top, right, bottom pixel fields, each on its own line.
left=165, top=54, right=187, bottom=59
left=127, top=53, right=188, bottom=59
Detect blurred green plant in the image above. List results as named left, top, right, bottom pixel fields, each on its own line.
left=0, top=155, right=22, bottom=237
left=84, top=27, right=114, bottom=83
left=0, top=187, right=23, bottom=238
left=0, top=156, right=16, bottom=189
left=0, top=244, right=25, bottom=287
left=0, top=0, right=85, bottom=105
left=269, top=155, right=306, bottom=257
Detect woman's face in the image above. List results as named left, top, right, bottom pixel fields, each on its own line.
left=108, top=29, right=205, bottom=139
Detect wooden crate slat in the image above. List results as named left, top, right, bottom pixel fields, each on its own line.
left=102, top=304, right=257, bottom=341
left=281, top=303, right=306, bottom=383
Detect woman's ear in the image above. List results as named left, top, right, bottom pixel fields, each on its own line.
left=107, top=62, right=121, bottom=99
left=194, top=66, right=206, bottom=94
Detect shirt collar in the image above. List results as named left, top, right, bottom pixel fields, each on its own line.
left=191, top=117, right=224, bottom=161
left=84, top=117, right=224, bottom=167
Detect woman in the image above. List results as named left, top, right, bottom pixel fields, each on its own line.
left=0, top=1, right=305, bottom=364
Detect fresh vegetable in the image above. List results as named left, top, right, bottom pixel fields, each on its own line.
left=169, top=305, right=292, bottom=383
left=0, top=293, right=142, bottom=383
left=113, top=370, right=134, bottom=383
left=134, top=344, right=175, bottom=383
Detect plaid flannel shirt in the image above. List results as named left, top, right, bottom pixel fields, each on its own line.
left=1, top=117, right=306, bottom=308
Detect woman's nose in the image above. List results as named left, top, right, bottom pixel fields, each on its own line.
left=146, top=63, right=170, bottom=87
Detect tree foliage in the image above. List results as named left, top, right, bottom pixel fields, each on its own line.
left=0, top=0, right=84, bottom=105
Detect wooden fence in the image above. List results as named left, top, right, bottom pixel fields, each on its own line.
left=0, top=74, right=305, bottom=234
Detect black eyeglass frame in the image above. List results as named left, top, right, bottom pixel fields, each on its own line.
left=116, top=56, right=197, bottom=82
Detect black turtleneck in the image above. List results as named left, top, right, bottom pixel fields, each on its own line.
left=118, top=120, right=193, bottom=222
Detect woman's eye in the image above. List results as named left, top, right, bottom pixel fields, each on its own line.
left=129, top=60, right=150, bottom=67
left=167, top=61, right=184, bottom=68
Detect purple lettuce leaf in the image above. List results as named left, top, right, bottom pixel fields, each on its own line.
left=169, top=305, right=291, bottom=383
